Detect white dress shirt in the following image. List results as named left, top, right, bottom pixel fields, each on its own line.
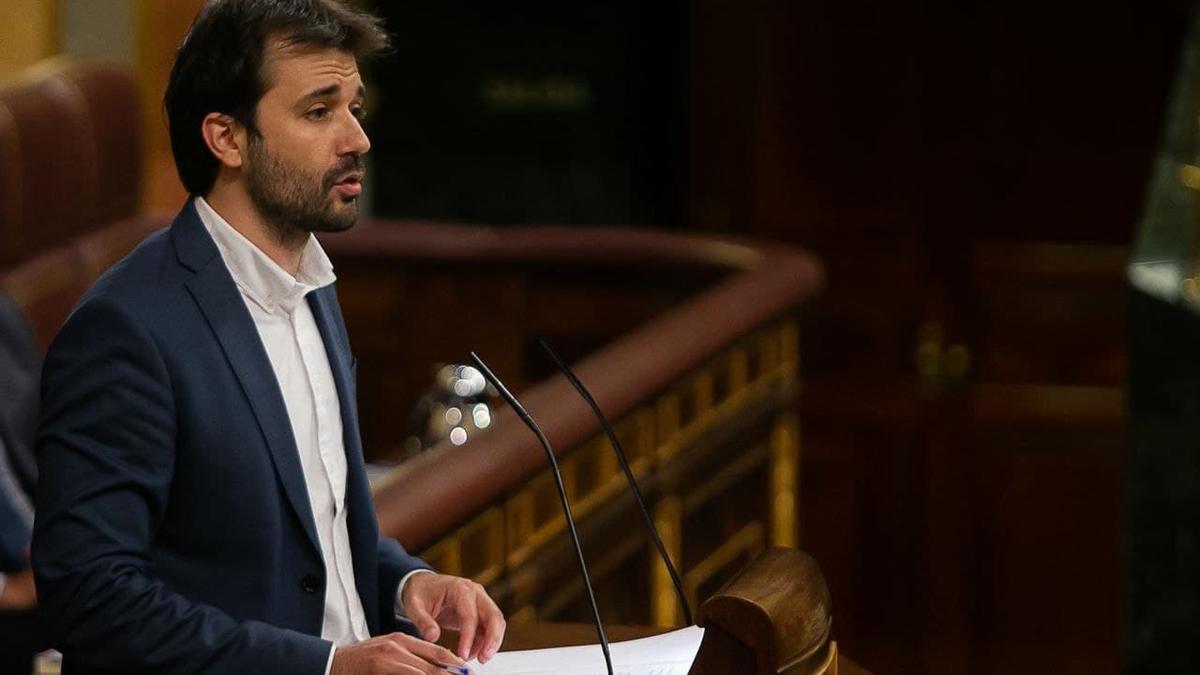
left=196, top=198, right=423, bottom=673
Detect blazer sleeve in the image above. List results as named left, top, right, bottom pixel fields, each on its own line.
left=0, top=292, right=37, bottom=572
left=32, top=296, right=331, bottom=674
left=375, top=535, right=434, bottom=634
left=0, top=482, right=30, bottom=573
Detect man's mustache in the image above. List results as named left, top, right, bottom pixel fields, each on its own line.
left=323, top=155, right=364, bottom=188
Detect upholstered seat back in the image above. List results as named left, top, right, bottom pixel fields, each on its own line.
left=0, top=59, right=142, bottom=269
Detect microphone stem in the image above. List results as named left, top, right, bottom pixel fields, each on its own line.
left=538, top=338, right=695, bottom=626
left=529, top=422, right=614, bottom=671
left=468, top=353, right=614, bottom=675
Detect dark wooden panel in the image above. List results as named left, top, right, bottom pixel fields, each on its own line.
left=968, top=422, right=1122, bottom=675
left=684, top=0, right=1180, bottom=670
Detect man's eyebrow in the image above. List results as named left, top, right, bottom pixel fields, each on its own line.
left=299, top=83, right=366, bottom=103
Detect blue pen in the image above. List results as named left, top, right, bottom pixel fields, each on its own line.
left=435, top=664, right=470, bottom=675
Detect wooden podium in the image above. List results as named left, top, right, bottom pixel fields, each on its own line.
left=497, top=548, right=870, bottom=675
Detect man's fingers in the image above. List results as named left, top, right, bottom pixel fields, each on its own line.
left=405, top=598, right=442, bottom=643
left=400, top=573, right=506, bottom=663
left=334, top=634, right=457, bottom=675
left=393, top=632, right=465, bottom=668
left=398, top=659, right=443, bottom=675
left=453, top=590, right=480, bottom=660
left=477, top=591, right=507, bottom=663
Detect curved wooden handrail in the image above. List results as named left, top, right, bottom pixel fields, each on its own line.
left=323, top=221, right=824, bottom=550
left=324, top=219, right=772, bottom=270
left=692, top=547, right=834, bottom=674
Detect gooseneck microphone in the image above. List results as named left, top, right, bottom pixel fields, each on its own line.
left=537, top=338, right=695, bottom=627
left=467, top=352, right=614, bottom=675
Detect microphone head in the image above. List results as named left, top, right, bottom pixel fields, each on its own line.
left=469, top=351, right=529, bottom=419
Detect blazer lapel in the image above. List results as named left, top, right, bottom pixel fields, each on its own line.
left=307, top=285, right=381, bottom=631
left=171, top=201, right=322, bottom=556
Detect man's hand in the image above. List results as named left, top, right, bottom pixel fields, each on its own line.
left=330, top=632, right=466, bottom=675
left=0, top=569, right=37, bottom=611
left=403, top=573, right=506, bottom=663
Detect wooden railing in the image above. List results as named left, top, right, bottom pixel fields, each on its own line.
left=321, top=221, right=823, bottom=627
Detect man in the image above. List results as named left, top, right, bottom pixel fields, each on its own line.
left=0, top=291, right=42, bottom=673
left=32, top=1, right=505, bottom=673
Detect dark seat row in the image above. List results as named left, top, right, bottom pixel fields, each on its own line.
left=0, top=215, right=168, bottom=349
left=0, top=58, right=143, bottom=270
left=0, top=57, right=158, bottom=349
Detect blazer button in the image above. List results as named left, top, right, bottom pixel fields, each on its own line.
left=301, top=574, right=321, bottom=594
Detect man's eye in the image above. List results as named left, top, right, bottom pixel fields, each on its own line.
left=305, top=107, right=330, bottom=121
left=351, top=106, right=367, bottom=121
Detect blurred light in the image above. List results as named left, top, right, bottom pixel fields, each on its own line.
left=461, top=366, right=486, bottom=395
left=404, top=436, right=423, bottom=456
left=472, top=403, right=491, bottom=429
left=449, top=426, right=468, bottom=446
left=453, top=379, right=472, bottom=397
left=444, top=406, right=463, bottom=426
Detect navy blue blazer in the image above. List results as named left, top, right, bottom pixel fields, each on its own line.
left=32, top=201, right=430, bottom=674
left=0, top=291, right=39, bottom=573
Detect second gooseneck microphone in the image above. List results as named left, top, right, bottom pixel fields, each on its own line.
left=468, top=352, right=614, bottom=675
left=537, top=338, right=695, bottom=626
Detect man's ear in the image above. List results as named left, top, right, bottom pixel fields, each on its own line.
left=200, top=113, right=245, bottom=170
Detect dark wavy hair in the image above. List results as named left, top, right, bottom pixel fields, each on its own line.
left=164, top=0, right=390, bottom=196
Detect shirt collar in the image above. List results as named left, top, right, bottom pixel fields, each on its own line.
left=194, top=196, right=336, bottom=313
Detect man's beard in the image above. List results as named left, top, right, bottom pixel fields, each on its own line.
left=243, top=134, right=362, bottom=246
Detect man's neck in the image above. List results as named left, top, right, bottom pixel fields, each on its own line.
left=203, top=183, right=305, bottom=276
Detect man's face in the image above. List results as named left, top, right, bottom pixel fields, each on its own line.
left=243, top=40, right=369, bottom=237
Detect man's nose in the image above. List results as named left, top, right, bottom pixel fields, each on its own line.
left=341, top=114, right=371, bottom=156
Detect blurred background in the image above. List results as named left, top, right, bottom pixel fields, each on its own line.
left=3, top=0, right=1199, bottom=673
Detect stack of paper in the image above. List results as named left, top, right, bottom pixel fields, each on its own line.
left=468, top=626, right=705, bottom=675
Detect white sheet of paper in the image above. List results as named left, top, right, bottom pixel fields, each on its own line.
left=467, top=625, right=705, bottom=675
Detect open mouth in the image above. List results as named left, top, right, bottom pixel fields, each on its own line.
left=332, top=173, right=363, bottom=199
